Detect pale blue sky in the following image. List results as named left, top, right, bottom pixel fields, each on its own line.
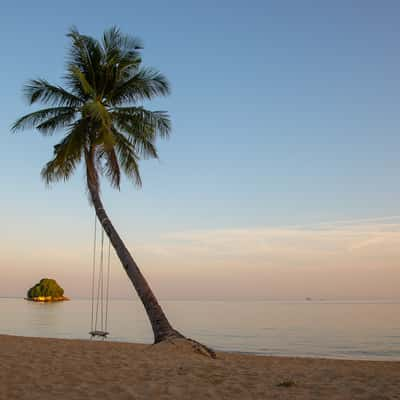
left=0, top=1, right=399, bottom=299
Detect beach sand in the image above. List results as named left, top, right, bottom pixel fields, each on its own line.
left=0, top=334, right=398, bottom=400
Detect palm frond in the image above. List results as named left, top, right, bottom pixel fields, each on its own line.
left=112, top=106, right=171, bottom=138
left=66, top=27, right=103, bottom=95
left=83, top=101, right=115, bottom=149
left=97, top=146, right=121, bottom=189
left=12, top=106, right=77, bottom=134
left=125, top=131, right=159, bottom=160
left=113, top=129, right=142, bottom=186
left=112, top=120, right=158, bottom=159
left=102, top=26, right=142, bottom=62
left=132, top=134, right=158, bottom=159
left=108, top=68, right=170, bottom=105
left=101, top=28, right=143, bottom=97
left=68, top=65, right=96, bottom=97
left=24, top=79, right=81, bottom=107
left=35, top=110, right=77, bottom=135
left=41, top=119, right=87, bottom=184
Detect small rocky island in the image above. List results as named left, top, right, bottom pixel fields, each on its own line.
left=26, top=278, right=69, bottom=302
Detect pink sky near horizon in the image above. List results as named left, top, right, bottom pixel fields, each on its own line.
left=1, top=216, right=399, bottom=301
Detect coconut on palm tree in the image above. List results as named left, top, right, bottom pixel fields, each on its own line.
left=13, top=27, right=213, bottom=355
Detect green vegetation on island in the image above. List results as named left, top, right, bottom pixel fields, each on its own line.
left=26, top=278, right=68, bottom=302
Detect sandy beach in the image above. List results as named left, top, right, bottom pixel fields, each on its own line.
left=0, top=335, right=398, bottom=399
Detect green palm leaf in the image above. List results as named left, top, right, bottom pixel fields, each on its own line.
left=12, top=106, right=76, bottom=134
left=41, top=119, right=88, bottom=184
left=96, top=146, right=121, bottom=189
left=24, top=79, right=81, bottom=107
left=112, top=106, right=171, bottom=138
left=113, top=129, right=142, bottom=187
left=108, top=68, right=170, bottom=105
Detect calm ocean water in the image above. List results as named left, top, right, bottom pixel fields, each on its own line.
left=0, top=298, right=398, bottom=360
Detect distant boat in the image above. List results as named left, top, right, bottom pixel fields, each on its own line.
left=305, top=297, right=312, bottom=301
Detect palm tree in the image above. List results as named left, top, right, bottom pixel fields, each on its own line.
left=13, top=27, right=186, bottom=345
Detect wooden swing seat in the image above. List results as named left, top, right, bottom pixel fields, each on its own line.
left=89, top=330, right=109, bottom=338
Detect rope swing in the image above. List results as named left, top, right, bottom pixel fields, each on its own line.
left=89, top=213, right=112, bottom=339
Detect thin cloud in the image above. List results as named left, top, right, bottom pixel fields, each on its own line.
left=139, top=217, right=400, bottom=259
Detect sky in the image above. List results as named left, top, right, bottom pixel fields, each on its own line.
left=0, top=0, right=399, bottom=300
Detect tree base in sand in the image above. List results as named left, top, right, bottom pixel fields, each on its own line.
left=152, top=337, right=217, bottom=359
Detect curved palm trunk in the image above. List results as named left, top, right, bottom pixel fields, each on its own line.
left=87, top=182, right=183, bottom=343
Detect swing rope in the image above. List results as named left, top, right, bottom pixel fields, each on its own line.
left=90, top=212, right=112, bottom=339
left=105, top=238, right=111, bottom=332
left=90, top=214, right=97, bottom=333
left=94, top=227, right=104, bottom=332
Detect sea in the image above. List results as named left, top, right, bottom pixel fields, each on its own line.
left=0, top=298, right=399, bottom=361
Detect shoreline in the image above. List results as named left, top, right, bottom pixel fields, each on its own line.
left=0, top=334, right=398, bottom=399
left=2, top=332, right=398, bottom=362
